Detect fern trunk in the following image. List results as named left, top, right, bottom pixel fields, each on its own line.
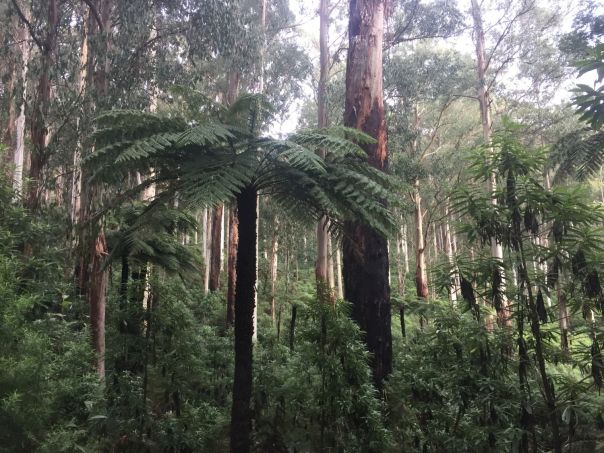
left=230, top=186, right=257, bottom=453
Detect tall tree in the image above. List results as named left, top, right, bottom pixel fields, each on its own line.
left=315, top=0, right=330, bottom=285
left=78, top=0, right=113, bottom=378
left=470, top=0, right=511, bottom=327
left=13, top=0, right=60, bottom=211
left=342, top=0, right=392, bottom=389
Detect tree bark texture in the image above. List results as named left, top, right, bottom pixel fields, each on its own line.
left=230, top=186, right=257, bottom=453
left=89, top=233, right=108, bottom=379
left=414, top=180, right=429, bottom=301
left=342, top=0, right=391, bottom=390
left=227, top=207, right=238, bottom=327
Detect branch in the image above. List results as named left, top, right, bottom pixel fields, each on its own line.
left=485, top=0, right=536, bottom=73
left=80, top=0, right=104, bottom=31
left=10, top=0, right=44, bottom=52
left=419, top=98, right=455, bottom=161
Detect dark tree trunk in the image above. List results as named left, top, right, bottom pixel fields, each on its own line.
left=227, top=207, right=238, bottom=327
left=342, top=0, right=392, bottom=390
left=289, top=304, right=297, bottom=351
left=230, top=186, right=257, bottom=453
left=120, top=254, right=129, bottom=302
left=210, top=205, right=224, bottom=291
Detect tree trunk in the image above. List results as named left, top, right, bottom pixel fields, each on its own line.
left=471, top=0, right=511, bottom=328
left=289, top=304, right=297, bottom=351
left=342, top=0, right=391, bottom=390
left=71, top=3, right=90, bottom=232
left=10, top=14, right=30, bottom=199
left=315, top=0, right=330, bottom=286
left=444, top=204, right=458, bottom=305
left=230, top=186, right=257, bottom=453
left=225, top=70, right=240, bottom=326
left=204, top=209, right=212, bottom=293
left=414, top=180, right=429, bottom=301
left=327, top=234, right=335, bottom=289
left=78, top=0, right=113, bottom=378
left=401, top=223, right=410, bottom=274
left=557, top=278, right=570, bottom=356
left=89, top=233, right=108, bottom=379
left=269, top=217, right=279, bottom=323
left=26, top=0, right=59, bottom=211
left=227, top=207, right=238, bottom=327
left=210, top=205, right=224, bottom=291
left=335, top=245, right=343, bottom=299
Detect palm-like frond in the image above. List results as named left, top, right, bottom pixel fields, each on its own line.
left=88, top=96, right=395, bottom=240
left=551, top=44, right=604, bottom=181
left=106, top=203, right=200, bottom=276
left=551, top=129, right=604, bottom=182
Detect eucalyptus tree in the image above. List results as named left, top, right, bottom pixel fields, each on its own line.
left=342, top=0, right=393, bottom=391
left=385, top=44, right=475, bottom=308
left=88, top=95, right=394, bottom=452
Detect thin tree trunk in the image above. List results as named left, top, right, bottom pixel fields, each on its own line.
left=71, top=5, right=89, bottom=229
left=78, top=0, right=113, bottom=378
left=222, top=207, right=228, bottom=272
left=444, top=203, right=458, bottom=305
left=414, top=180, right=429, bottom=302
left=315, top=0, right=331, bottom=287
left=210, top=205, right=224, bottom=291
left=230, top=186, right=257, bottom=453
left=26, top=0, right=59, bottom=211
left=89, top=233, right=108, bottom=379
left=289, top=304, right=297, bottom=351
left=342, top=0, right=392, bottom=390
left=269, top=217, right=279, bottom=323
left=336, top=245, right=343, bottom=299
left=204, top=210, right=212, bottom=293
left=327, top=235, right=335, bottom=289
left=11, top=13, right=30, bottom=198
left=277, top=248, right=290, bottom=341
left=471, top=0, right=511, bottom=328
left=227, top=207, right=238, bottom=327
left=557, top=277, right=570, bottom=356
left=402, top=223, right=410, bottom=274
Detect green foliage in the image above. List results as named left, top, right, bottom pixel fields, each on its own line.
left=552, top=44, right=604, bottom=180
left=0, top=176, right=100, bottom=452
left=387, top=301, right=520, bottom=452
left=254, top=292, right=390, bottom=452
left=100, top=282, right=232, bottom=452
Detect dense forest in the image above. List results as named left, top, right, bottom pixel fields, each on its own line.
left=1, top=0, right=603, bottom=451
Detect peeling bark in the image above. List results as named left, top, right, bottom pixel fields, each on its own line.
left=342, top=0, right=391, bottom=390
